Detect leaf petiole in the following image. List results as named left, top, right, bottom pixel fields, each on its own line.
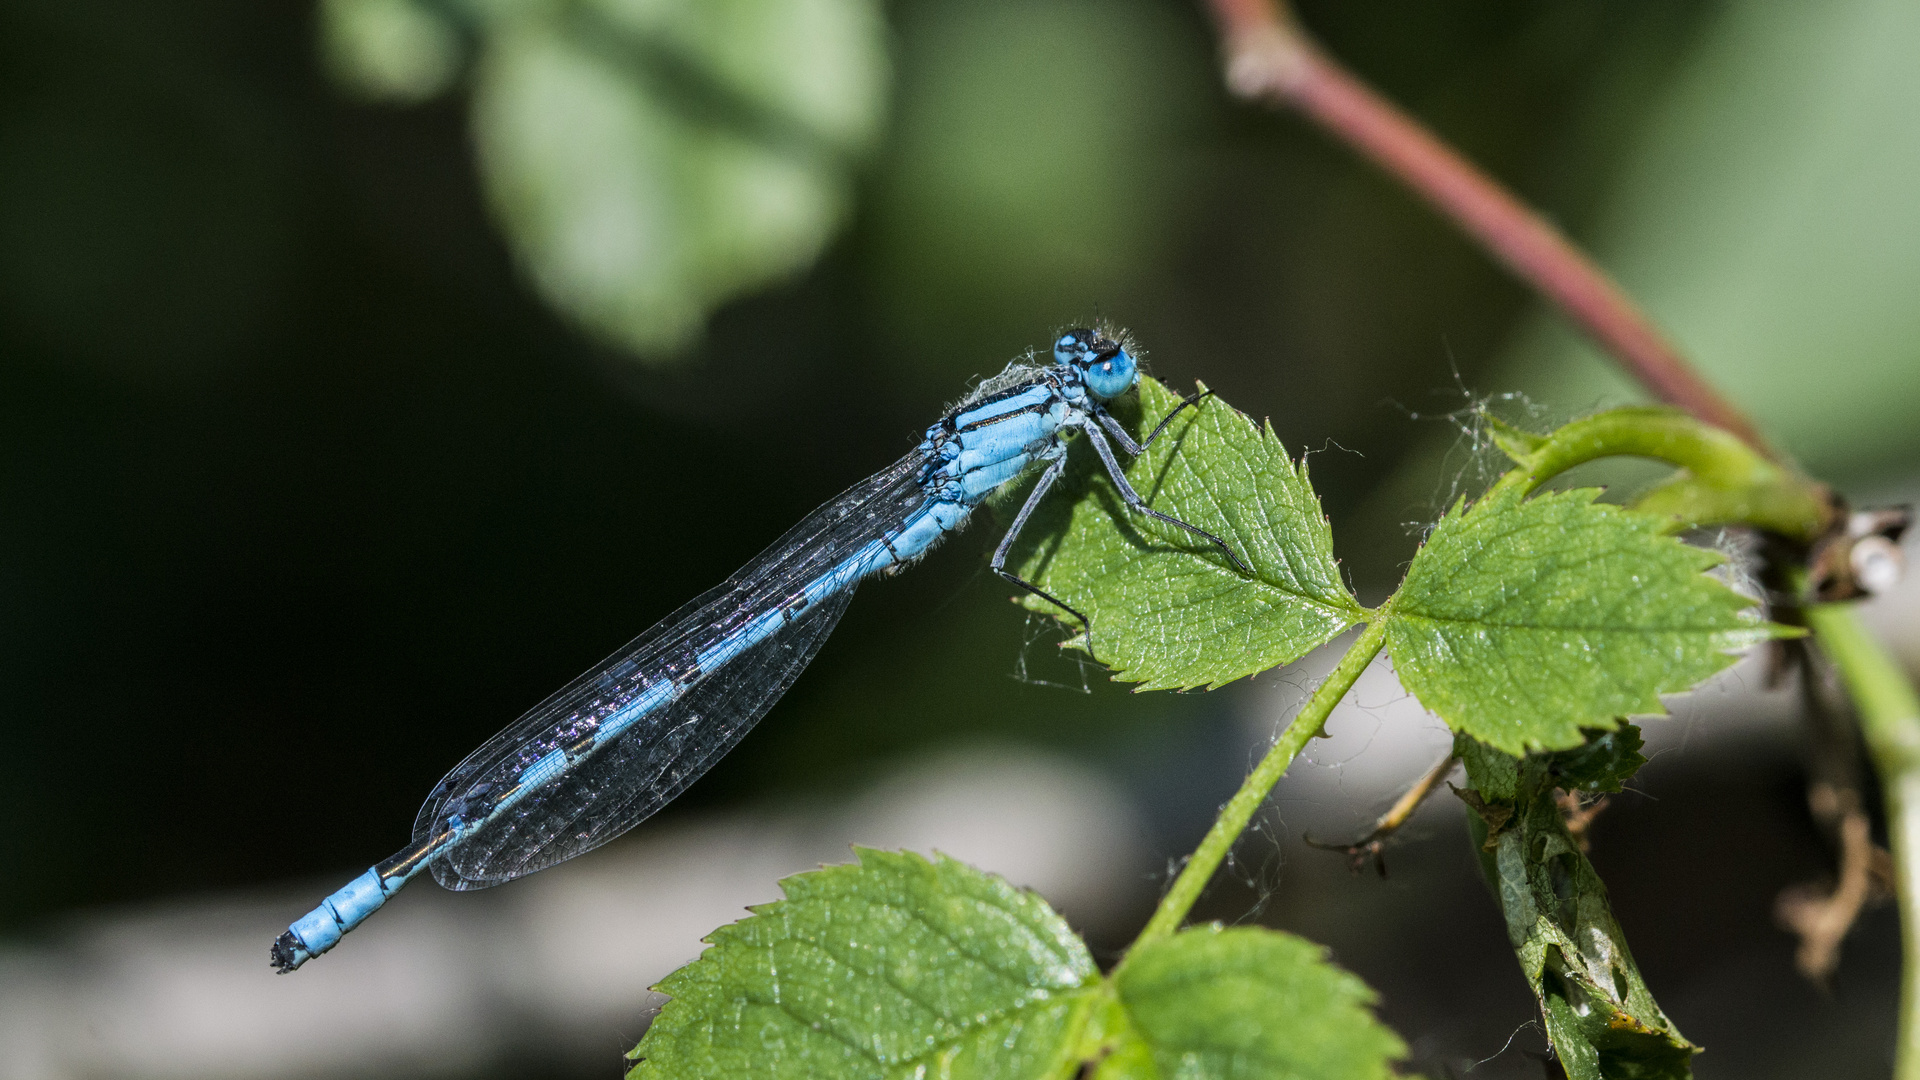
left=1126, top=617, right=1389, bottom=955
left=1487, top=406, right=1831, bottom=540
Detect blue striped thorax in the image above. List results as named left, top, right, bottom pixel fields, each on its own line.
left=916, top=329, right=1138, bottom=508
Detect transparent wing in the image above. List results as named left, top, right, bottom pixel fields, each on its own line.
left=414, top=449, right=934, bottom=889
left=431, top=588, right=853, bottom=889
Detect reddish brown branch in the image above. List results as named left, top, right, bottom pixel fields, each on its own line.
left=1205, top=0, right=1775, bottom=458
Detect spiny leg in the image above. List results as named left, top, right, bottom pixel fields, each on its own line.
left=1096, top=388, right=1217, bottom=456
left=1083, top=425, right=1253, bottom=574
left=989, top=456, right=1090, bottom=628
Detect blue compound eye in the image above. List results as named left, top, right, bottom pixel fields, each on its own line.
left=1081, top=345, right=1137, bottom=400
left=1053, top=329, right=1136, bottom=399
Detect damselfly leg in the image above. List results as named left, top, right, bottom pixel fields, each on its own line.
left=1088, top=394, right=1252, bottom=574
left=990, top=454, right=1090, bottom=627
left=1097, top=387, right=1218, bottom=455
left=990, top=393, right=1252, bottom=631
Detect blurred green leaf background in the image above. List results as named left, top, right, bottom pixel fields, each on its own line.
left=1502, top=0, right=1920, bottom=481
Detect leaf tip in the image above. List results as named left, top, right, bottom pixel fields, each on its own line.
left=1483, top=415, right=1548, bottom=464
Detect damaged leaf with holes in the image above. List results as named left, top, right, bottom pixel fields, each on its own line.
left=1457, top=740, right=1696, bottom=1080
left=1003, top=376, right=1363, bottom=690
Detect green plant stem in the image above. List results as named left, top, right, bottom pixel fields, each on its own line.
left=1486, top=406, right=1831, bottom=541
left=1804, top=602, right=1920, bottom=1079
left=1128, top=619, right=1389, bottom=952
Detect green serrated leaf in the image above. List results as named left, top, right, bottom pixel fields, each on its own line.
left=1386, top=484, right=1788, bottom=754
left=1548, top=723, right=1648, bottom=794
left=1099, top=925, right=1405, bottom=1080
left=1006, top=376, right=1363, bottom=690
left=1459, top=757, right=1696, bottom=1080
left=630, top=849, right=1100, bottom=1080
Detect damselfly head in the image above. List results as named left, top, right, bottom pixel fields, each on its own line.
left=1053, top=328, right=1137, bottom=401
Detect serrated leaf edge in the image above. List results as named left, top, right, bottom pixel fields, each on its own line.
left=632, top=848, right=1102, bottom=1079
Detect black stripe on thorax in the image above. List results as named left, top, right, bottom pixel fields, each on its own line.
left=958, top=400, right=1049, bottom=433
left=946, top=370, right=1066, bottom=424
